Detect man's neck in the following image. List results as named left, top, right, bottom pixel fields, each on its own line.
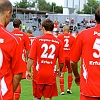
left=14, top=28, right=20, bottom=30
left=44, top=31, right=52, bottom=34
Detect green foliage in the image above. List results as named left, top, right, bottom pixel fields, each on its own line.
left=13, top=0, right=63, bottom=13
left=77, top=11, right=84, bottom=14
left=37, top=0, right=51, bottom=11
left=82, top=0, right=100, bottom=14
left=14, top=0, right=28, bottom=8
left=54, top=6, right=63, bottom=13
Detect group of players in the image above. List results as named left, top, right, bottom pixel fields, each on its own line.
left=1, top=0, right=100, bottom=100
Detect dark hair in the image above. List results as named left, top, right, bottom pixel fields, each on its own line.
left=0, top=0, right=12, bottom=14
left=13, top=19, right=22, bottom=28
left=42, top=19, right=54, bottom=31
left=95, top=7, right=100, bottom=24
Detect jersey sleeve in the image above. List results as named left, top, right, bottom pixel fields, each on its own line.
left=58, top=42, right=65, bottom=64
left=24, top=34, right=31, bottom=51
left=58, top=35, right=63, bottom=42
left=70, top=36, right=75, bottom=47
left=68, top=33, right=83, bottom=62
left=11, top=37, right=26, bottom=75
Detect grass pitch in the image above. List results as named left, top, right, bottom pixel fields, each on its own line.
left=20, top=72, right=80, bottom=100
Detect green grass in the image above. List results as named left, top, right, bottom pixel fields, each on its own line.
left=20, top=72, right=80, bottom=100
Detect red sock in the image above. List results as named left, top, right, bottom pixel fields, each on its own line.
left=14, top=83, right=21, bottom=100
left=60, top=76, right=64, bottom=92
left=68, top=75, right=73, bottom=90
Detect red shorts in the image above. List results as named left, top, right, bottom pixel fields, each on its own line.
left=80, top=94, right=100, bottom=100
left=22, top=71, right=26, bottom=79
left=33, top=81, right=58, bottom=98
left=62, top=57, right=72, bottom=73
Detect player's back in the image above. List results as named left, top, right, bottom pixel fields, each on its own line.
left=0, top=24, right=20, bottom=99
left=12, top=29, right=30, bottom=50
left=70, top=26, right=100, bottom=96
left=79, top=26, right=100, bottom=62
left=0, top=25, right=19, bottom=77
left=29, top=34, right=36, bottom=46
left=58, top=33, right=75, bottom=57
left=32, top=33, right=64, bottom=84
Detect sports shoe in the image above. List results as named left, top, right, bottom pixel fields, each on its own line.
left=67, top=89, right=72, bottom=94
left=61, top=92, right=65, bottom=95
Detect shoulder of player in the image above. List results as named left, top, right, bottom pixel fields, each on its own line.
left=57, top=33, right=64, bottom=38
left=1, top=27, right=20, bottom=44
left=80, top=27, right=95, bottom=34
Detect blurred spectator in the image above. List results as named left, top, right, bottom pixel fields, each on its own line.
left=70, top=18, right=74, bottom=24
left=65, top=17, right=70, bottom=24
left=22, top=24, right=26, bottom=32
left=38, top=17, right=41, bottom=27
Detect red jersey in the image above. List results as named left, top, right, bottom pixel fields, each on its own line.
left=69, top=25, right=100, bottom=97
left=58, top=33, right=75, bottom=57
left=0, top=24, right=24, bottom=99
left=54, top=21, right=58, bottom=28
left=29, top=34, right=64, bottom=84
left=28, top=34, right=36, bottom=46
left=12, top=29, right=30, bottom=61
left=71, top=19, right=74, bottom=23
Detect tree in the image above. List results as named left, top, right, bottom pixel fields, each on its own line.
left=14, top=0, right=28, bottom=8
left=36, top=0, right=51, bottom=11
left=77, top=11, right=84, bottom=14
left=13, top=0, right=63, bottom=13
left=54, top=6, right=63, bottom=13
left=49, top=2, right=63, bottom=13
left=82, top=0, right=100, bottom=14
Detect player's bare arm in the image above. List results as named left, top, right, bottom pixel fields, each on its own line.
left=13, top=73, right=22, bottom=92
left=59, top=63, right=64, bottom=76
left=26, top=58, right=34, bottom=81
left=26, top=50, right=30, bottom=62
left=70, top=60, right=80, bottom=86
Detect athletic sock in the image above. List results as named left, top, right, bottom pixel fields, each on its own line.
left=60, top=76, right=64, bottom=92
left=14, top=83, right=21, bottom=100
left=67, top=75, right=73, bottom=90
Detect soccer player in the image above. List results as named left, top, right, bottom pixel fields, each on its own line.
left=12, top=19, right=30, bottom=100
left=26, top=19, right=64, bottom=100
left=69, top=7, right=100, bottom=100
left=58, top=25, right=75, bottom=95
left=0, top=0, right=25, bottom=99
left=27, top=30, right=36, bottom=46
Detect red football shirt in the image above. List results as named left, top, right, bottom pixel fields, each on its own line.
left=54, top=22, right=58, bottom=28
left=12, top=29, right=30, bottom=61
left=28, top=34, right=36, bottom=46
left=69, top=25, right=100, bottom=97
left=29, top=33, right=64, bottom=84
left=0, top=24, right=24, bottom=99
left=58, top=33, right=75, bottom=58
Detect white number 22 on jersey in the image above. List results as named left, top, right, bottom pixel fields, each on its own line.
left=41, top=43, right=55, bottom=59
left=93, top=38, right=100, bottom=58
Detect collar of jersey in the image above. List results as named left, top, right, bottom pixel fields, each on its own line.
left=44, top=33, right=53, bottom=35
left=95, top=25, right=100, bottom=28
left=12, top=29, right=20, bottom=32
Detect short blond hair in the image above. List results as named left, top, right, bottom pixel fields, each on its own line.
left=27, top=30, right=32, bottom=34
left=63, top=25, right=69, bottom=33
